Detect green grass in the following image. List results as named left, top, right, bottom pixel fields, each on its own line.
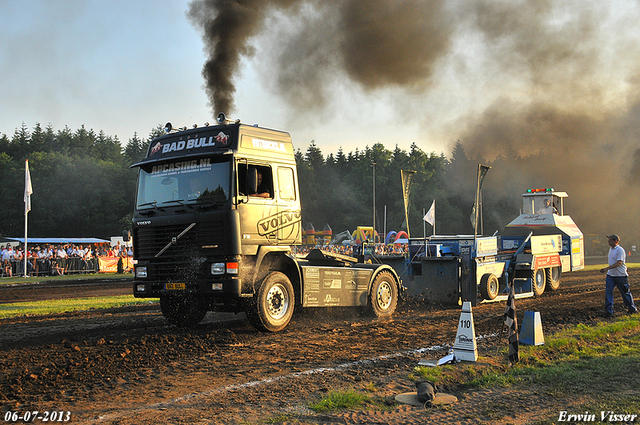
left=308, top=390, right=370, bottom=412
left=0, top=295, right=158, bottom=319
left=0, top=272, right=132, bottom=286
left=464, top=316, right=640, bottom=387
left=583, top=262, right=640, bottom=271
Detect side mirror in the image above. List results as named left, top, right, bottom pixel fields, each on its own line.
left=123, top=230, right=131, bottom=242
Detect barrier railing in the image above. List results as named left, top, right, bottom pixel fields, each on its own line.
left=2, top=256, right=134, bottom=277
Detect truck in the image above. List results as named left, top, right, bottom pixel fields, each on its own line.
left=400, top=188, right=584, bottom=306
left=126, top=114, right=402, bottom=331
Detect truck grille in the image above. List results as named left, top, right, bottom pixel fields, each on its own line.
left=135, top=222, right=225, bottom=260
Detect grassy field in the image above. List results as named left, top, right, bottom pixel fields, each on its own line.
left=0, top=272, right=133, bottom=286
left=0, top=295, right=158, bottom=319
left=302, top=315, right=640, bottom=423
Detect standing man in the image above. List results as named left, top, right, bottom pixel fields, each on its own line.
left=600, top=234, right=638, bottom=316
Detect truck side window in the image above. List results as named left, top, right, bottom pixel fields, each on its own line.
left=278, top=167, right=296, bottom=201
left=239, top=164, right=273, bottom=198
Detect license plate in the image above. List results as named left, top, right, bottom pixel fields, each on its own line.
left=165, top=282, right=186, bottom=290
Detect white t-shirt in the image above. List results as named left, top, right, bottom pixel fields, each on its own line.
left=608, top=244, right=628, bottom=277
left=3, top=249, right=14, bottom=261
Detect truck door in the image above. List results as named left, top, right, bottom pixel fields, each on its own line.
left=274, top=165, right=302, bottom=244
left=237, top=163, right=278, bottom=248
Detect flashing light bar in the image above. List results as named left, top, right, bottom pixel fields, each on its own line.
left=527, top=188, right=554, bottom=193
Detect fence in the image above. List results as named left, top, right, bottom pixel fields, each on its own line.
left=2, top=256, right=134, bottom=277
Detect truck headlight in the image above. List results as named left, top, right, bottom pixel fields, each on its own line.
left=136, top=266, right=147, bottom=278
left=211, top=262, right=225, bottom=275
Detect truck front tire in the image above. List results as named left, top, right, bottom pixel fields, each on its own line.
left=160, top=294, right=207, bottom=327
left=369, top=271, right=398, bottom=318
left=247, top=271, right=295, bottom=332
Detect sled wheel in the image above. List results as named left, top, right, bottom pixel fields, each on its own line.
left=369, top=271, right=398, bottom=317
left=532, top=268, right=546, bottom=296
left=545, top=267, right=561, bottom=291
left=479, top=273, right=499, bottom=300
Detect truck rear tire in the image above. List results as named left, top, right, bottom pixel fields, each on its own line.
left=531, top=268, right=546, bottom=296
left=369, top=271, right=398, bottom=318
left=479, top=273, right=499, bottom=300
left=160, top=294, right=207, bottom=327
left=247, top=271, right=295, bottom=332
left=546, top=267, right=561, bottom=291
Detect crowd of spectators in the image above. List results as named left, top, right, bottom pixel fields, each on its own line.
left=1, top=242, right=132, bottom=277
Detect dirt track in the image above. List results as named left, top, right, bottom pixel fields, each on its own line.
left=0, top=269, right=636, bottom=424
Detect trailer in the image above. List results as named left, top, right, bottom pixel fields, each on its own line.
left=398, top=188, right=584, bottom=306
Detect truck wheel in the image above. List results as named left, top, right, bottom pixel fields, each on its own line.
left=531, top=268, right=546, bottom=296
left=369, top=271, right=398, bottom=318
left=546, top=267, right=561, bottom=291
left=479, top=273, right=499, bottom=300
left=248, top=271, right=295, bottom=332
left=160, top=295, right=207, bottom=327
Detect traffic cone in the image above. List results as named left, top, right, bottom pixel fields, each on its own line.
left=453, top=301, right=478, bottom=361
left=520, top=311, right=544, bottom=345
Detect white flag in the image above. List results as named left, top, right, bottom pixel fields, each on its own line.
left=25, top=160, right=33, bottom=213
left=423, top=200, right=435, bottom=225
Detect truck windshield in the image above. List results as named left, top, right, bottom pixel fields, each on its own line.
left=135, top=157, right=230, bottom=209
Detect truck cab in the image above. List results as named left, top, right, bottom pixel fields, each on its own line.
left=128, top=116, right=401, bottom=331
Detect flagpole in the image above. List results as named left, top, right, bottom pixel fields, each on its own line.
left=24, top=160, right=29, bottom=277
left=24, top=206, right=28, bottom=277
left=24, top=159, right=33, bottom=277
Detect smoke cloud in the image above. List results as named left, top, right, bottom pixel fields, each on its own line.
left=188, top=0, right=640, bottom=243
left=187, top=0, right=301, bottom=114
left=188, top=0, right=454, bottom=113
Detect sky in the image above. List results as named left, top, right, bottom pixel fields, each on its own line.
left=3, top=0, right=640, bottom=240
left=1, top=0, right=639, bottom=160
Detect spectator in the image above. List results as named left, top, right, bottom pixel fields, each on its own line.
left=13, top=246, right=24, bottom=275
left=57, top=245, right=68, bottom=274
left=50, top=258, right=65, bottom=276
left=600, top=234, right=638, bottom=316
left=2, top=245, right=14, bottom=277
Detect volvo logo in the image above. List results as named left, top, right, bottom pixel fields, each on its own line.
left=257, top=209, right=302, bottom=236
left=136, top=220, right=151, bottom=226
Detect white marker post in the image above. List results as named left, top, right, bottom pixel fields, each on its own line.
left=453, top=301, right=478, bottom=361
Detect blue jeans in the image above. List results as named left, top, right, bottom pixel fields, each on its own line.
left=605, top=275, right=638, bottom=314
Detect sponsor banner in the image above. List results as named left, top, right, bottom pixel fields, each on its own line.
left=476, top=237, right=498, bottom=257
left=475, top=261, right=505, bottom=285
left=531, top=235, right=562, bottom=254
left=98, top=256, right=134, bottom=273
left=151, top=158, right=212, bottom=175
left=534, top=254, right=561, bottom=269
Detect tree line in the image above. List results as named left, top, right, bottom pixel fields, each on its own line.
left=0, top=123, right=523, bottom=240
